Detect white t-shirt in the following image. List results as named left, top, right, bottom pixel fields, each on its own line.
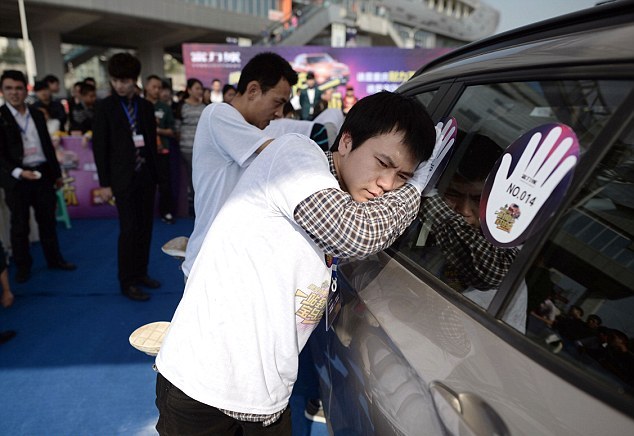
left=264, top=118, right=314, bottom=138
left=313, top=108, right=344, bottom=131
left=182, top=103, right=272, bottom=277
left=157, top=134, right=340, bottom=414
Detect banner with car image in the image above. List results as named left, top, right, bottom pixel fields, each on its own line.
left=182, top=44, right=451, bottom=104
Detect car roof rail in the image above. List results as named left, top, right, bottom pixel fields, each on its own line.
left=413, top=0, right=634, bottom=79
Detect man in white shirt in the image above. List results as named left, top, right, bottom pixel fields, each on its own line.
left=156, top=91, right=438, bottom=435
left=181, top=52, right=298, bottom=279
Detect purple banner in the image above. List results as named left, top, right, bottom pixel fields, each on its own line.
left=183, top=44, right=451, bottom=100
left=58, top=136, right=118, bottom=219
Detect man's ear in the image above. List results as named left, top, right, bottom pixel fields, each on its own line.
left=337, top=131, right=353, bottom=156
left=245, top=81, right=261, bottom=100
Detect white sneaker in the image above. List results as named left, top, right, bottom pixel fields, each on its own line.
left=304, top=399, right=326, bottom=424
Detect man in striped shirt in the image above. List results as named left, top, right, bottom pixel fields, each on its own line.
left=155, top=91, right=437, bottom=435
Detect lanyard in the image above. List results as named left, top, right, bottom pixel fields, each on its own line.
left=16, top=111, right=30, bottom=135
left=120, top=99, right=138, bottom=132
left=325, top=255, right=341, bottom=331
left=331, top=257, right=338, bottom=280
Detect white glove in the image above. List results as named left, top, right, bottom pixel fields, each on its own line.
left=484, top=124, right=577, bottom=245
left=408, top=117, right=457, bottom=194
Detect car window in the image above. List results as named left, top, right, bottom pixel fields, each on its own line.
left=395, top=79, right=633, bottom=334
left=414, top=90, right=437, bottom=109
left=522, top=125, right=634, bottom=396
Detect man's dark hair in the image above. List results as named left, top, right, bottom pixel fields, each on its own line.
left=43, top=74, right=59, bottom=84
left=236, top=52, right=297, bottom=94
left=34, top=80, right=49, bottom=92
left=83, top=77, right=96, bottom=86
left=107, top=53, right=141, bottom=80
left=79, top=82, right=96, bottom=95
left=333, top=91, right=435, bottom=164
left=212, top=78, right=221, bottom=85
left=1, top=70, right=27, bottom=87
left=222, top=84, right=235, bottom=95
left=145, top=74, right=162, bottom=84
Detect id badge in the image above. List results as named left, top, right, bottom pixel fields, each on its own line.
left=325, top=257, right=342, bottom=331
left=133, top=134, right=145, bottom=148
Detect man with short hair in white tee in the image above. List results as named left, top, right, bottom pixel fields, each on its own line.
left=156, top=91, right=438, bottom=435
left=181, top=53, right=298, bottom=279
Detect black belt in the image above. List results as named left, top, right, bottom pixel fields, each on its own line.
left=24, top=163, right=46, bottom=170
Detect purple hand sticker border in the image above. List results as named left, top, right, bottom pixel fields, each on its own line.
left=480, top=123, right=579, bottom=248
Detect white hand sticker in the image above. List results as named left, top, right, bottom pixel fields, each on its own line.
left=483, top=124, right=578, bottom=246
left=409, top=117, right=457, bottom=195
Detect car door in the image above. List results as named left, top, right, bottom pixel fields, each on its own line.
left=311, top=76, right=634, bottom=435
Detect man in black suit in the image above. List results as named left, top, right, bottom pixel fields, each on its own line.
left=299, top=72, right=322, bottom=121
left=0, top=70, right=76, bottom=283
left=92, top=53, right=159, bottom=301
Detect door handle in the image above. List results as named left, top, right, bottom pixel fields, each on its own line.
left=430, top=381, right=510, bottom=436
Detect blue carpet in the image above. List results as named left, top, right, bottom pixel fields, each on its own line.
left=0, top=218, right=328, bottom=436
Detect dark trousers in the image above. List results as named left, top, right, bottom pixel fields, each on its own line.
left=155, top=153, right=174, bottom=217
left=113, top=167, right=155, bottom=287
left=4, top=177, right=64, bottom=271
left=155, top=373, right=292, bottom=436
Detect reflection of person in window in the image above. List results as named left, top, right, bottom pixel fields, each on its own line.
left=419, top=133, right=525, bottom=331
left=600, top=329, right=634, bottom=387
left=423, top=134, right=519, bottom=289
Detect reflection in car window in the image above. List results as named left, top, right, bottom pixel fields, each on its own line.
left=447, top=80, right=632, bottom=154
left=395, top=80, right=633, bottom=334
left=524, top=126, right=634, bottom=396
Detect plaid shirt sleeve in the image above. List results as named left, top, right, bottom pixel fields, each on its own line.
left=293, top=152, right=421, bottom=260
left=422, top=194, right=519, bottom=289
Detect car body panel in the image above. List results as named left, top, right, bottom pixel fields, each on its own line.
left=313, top=253, right=634, bottom=435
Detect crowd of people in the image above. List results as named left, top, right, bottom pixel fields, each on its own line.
left=0, top=62, right=246, bottom=318
left=531, top=298, right=634, bottom=387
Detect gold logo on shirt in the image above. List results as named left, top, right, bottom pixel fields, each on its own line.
left=295, top=281, right=328, bottom=324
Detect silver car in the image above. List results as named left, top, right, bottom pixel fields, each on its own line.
left=310, top=1, right=634, bottom=434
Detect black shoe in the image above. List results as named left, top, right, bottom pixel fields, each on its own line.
left=48, top=261, right=77, bottom=271
left=121, top=285, right=150, bottom=301
left=15, top=269, right=30, bottom=283
left=136, top=276, right=161, bottom=289
left=0, top=330, right=16, bottom=344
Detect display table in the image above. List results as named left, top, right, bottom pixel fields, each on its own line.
left=58, top=136, right=118, bottom=218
